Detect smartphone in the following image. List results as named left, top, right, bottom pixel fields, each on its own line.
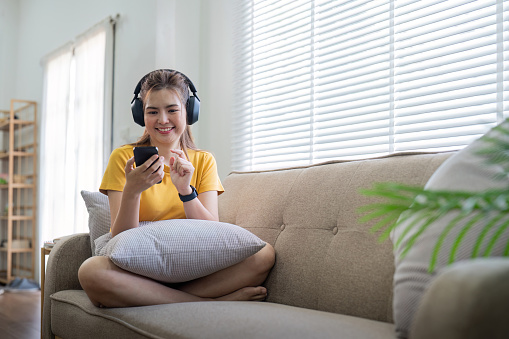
left=133, top=146, right=162, bottom=183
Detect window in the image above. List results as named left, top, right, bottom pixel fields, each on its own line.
left=40, top=18, right=114, bottom=243
left=232, top=0, right=509, bottom=171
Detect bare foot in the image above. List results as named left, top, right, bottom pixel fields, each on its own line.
left=216, top=286, right=267, bottom=301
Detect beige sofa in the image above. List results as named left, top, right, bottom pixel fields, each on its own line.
left=42, top=152, right=509, bottom=339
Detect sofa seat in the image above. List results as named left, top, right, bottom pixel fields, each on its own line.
left=50, top=290, right=395, bottom=339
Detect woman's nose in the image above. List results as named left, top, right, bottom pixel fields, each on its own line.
left=158, top=113, right=170, bottom=124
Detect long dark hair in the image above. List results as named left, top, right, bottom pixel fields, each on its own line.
left=130, top=69, right=197, bottom=159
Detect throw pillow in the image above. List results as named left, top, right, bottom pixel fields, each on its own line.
left=391, top=121, right=509, bottom=339
left=100, top=219, right=267, bottom=283
left=81, top=190, right=111, bottom=255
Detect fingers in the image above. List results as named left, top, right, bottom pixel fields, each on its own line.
left=170, top=149, right=186, bottom=159
left=129, top=155, right=164, bottom=187
left=169, top=155, right=192, bottom=177
left=139, top=154, right=161, bottom=172
left=125, top=157, right=135, bottom=174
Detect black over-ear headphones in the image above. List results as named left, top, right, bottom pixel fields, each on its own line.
left=130, top=69, right=200, bottom=127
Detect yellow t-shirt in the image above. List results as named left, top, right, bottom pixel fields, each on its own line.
left=99, top=145, right=224, bottom=221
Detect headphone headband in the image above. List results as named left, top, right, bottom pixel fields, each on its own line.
left=131, top=69, right=199, bottom=104
left=131, top=69, right=200, bottom=126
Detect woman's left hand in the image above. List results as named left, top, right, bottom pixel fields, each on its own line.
left=169, top=149, right=195, bottom=194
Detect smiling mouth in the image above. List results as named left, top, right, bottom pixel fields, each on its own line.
left=156, top=127, right=175, bottom=133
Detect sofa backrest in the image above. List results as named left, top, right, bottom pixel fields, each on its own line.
left=218, top=152, right=452, bottom=323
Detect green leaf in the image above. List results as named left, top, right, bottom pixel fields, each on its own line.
left=394, top=210, right=429, bottom=249
left=378, top=211, right=412, bottom=242
left=448, top=213, right=484, bottom=265
left=429, top=211, right=467, bottom=272
left=400, top=210, right=446, bottom=259
left=358, top=204, right=408, bottom=223
left=370, top=210, right=402, bottom=235
left=483, top=215, right=509, bottom=257
left=471, top=213, right=505, bottom=258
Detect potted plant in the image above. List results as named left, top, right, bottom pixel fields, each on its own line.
left=360, top=120, right=509, bottom=272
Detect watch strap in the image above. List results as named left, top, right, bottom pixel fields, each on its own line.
left=179, top=185, right=198, bottom=202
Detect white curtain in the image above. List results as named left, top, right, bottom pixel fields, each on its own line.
left=40, top=18, right=113, bottom=244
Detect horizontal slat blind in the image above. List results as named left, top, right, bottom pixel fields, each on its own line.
left=313, top=0, right=392, bottom=162
left=232, top=0, right=509, bottom=171
left=393, top=0, right=501, bottom=153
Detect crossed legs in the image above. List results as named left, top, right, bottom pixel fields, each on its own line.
left=78, top=243, right=275, bottom=308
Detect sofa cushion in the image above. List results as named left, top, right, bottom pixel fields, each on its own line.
left=219, top=152, right=452, bottom=323
left=81, top=190, right=111, bottom=255
left=411, top=258, right=509, bottom=339
left=391, top=121, right=509, bottom=338
left=50, top=290, right=396, bottom=339
left=99, top=219, right=266, bottom=283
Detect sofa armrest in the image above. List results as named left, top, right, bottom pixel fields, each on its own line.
left=411, top=258, right=509, bottom=339
left=42, top=233, right=92, bottom=339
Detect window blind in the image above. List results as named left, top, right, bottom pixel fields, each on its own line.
left=232, top=0, right=509, bottom=171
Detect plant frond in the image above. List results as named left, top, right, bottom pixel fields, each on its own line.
left=471, top=213, right=506, bottom=258
left=358, top=203, right=410, bottom=217
left=429, top=211, right=467, bottom=272
left=448, top=213, right=484, bottom=265
left=483, top=214, right=509, bottom=257
left=393, top=210, right=430, bottom=249
left=371, top=211, right=403, bottom=240
left=377, top=211, right=413, bottom=242
left=400, top=210, right=447, bottom=259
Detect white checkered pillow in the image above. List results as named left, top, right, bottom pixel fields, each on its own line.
left=81, top=190, right=111, bottom=255
left=100, top=219, right=266, bottom=283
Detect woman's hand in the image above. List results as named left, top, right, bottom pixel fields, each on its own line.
left=123, top=155, right=165, bottom=195
left=169, top=149, right=195, bottom=194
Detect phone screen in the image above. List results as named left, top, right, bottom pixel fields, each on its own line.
left=133, top=146, right=159, bottom=167
left=133, top=146, right=162, bottom=184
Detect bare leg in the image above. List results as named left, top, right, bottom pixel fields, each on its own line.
left=79, top=256, right=205, bottom=307
left=78, top=243, right=275, bottom=308
left=176, top=243, right=276, bottom=298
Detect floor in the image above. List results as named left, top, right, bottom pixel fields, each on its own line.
left=0, top=289, right=41, bottom=339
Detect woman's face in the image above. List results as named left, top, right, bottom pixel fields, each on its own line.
left=143, top=88, right=187, bottom=149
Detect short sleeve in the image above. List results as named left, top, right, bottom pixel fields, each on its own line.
left=194, top=152, right=224, bottom=195
left=99, top=146, right=133, bottom=194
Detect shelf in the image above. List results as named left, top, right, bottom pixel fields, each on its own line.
left=14, top=143, right=37, bottom=152
left=0, top=99, right=37, bottom=283
left=0, top=216, right=34, bottom=221
left=0, top=119, right=35, bottom=131
left=0, top=184, right=35, bottom=189
left=0, top=151, right=36, bottom=158
left=0, top=247, right=32, bottom=253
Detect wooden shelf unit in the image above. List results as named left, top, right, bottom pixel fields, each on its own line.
left=0, top=99, right=37, bottom=284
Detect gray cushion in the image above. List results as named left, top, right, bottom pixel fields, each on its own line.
left=99, top=219, right=266, bottom=283
left=50, top=290, right=396, bottom=339
left=391, top=121, right=509, bottom=338
left=81, top=190, right=111, bottom=255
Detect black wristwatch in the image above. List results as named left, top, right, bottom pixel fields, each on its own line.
left=179, top=185, right=198, bottom=202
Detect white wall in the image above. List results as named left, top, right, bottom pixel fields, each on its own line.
left=0, top=0, right=20, bottom=109
left=197, top=0, right=234, bottom=179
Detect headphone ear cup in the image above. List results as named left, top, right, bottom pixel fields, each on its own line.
left=131, top=98, right=145, bottom=127
left=186, top=96, right=200, bottom=125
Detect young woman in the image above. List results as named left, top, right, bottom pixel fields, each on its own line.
left=78, top=69, right=275, bottom=308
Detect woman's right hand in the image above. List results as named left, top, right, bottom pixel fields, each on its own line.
left=123, top=155, right=165, bottom=195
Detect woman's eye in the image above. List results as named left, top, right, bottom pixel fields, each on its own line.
left=147, top=111, right=157, bottom=115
